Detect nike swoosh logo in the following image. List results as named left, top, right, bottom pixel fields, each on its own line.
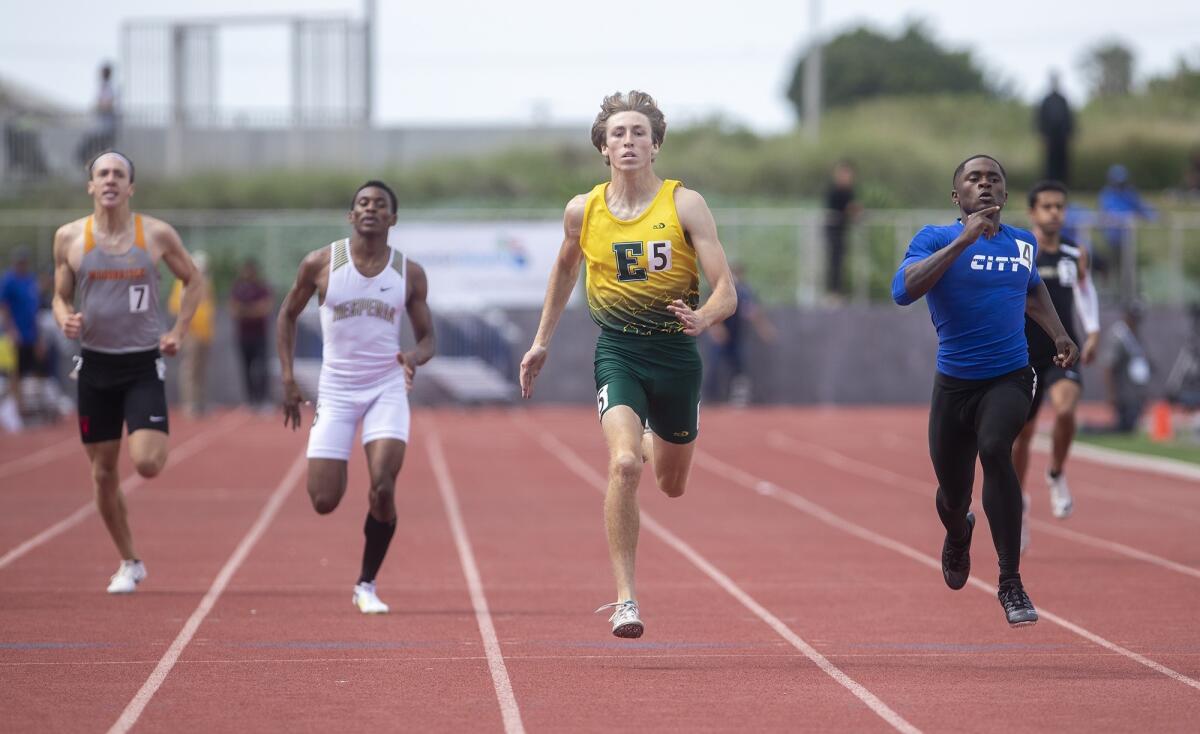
left=380, top=286, right=393, bottom=292
left=149, top=416, right=165, bottom=422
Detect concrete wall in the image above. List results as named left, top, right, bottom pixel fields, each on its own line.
left=117, top=124, right=587, bottom=177
left=511, top=305, right=1191, bottom=407
left=175, top=304, right=1192, bottom=410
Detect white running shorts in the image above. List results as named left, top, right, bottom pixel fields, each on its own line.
left=307, top=375, right=411, bottom=460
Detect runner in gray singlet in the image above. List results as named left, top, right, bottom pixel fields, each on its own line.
left=51, top=150, right=204, bottom=595
left=77, top=213, right=163, bottom=353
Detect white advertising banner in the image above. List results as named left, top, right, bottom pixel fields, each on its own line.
left=388, top=221, right=578, bottom=310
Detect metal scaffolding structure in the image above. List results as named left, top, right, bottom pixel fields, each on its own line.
left=119, top=12, right=370, bottom=130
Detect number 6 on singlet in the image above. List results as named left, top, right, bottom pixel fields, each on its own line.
left=129, top=285, right=149, bottom=313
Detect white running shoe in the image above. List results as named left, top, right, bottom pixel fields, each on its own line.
left=1020, top=492, right=1031, bottom=556
left=1047, top=471, right=1074, bottom=519
left=107, top=560, right=147, bottom=594
left=352, top=581, right=390, bottom=614
left=595, top=600, right=643, bottom=638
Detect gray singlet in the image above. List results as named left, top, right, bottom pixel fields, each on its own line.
left=76, top=214, right=162, bottom=353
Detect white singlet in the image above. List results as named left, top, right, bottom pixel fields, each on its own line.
left=307, top=238, right=411, bottom=460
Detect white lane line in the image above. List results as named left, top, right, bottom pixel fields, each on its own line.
left=9, top=650, right=1184, bottom=668
left=0, top=436, right=78, bottom=480
left=0, top=412, right=252, bottom=571
left=519, top=417, right=921, bottom=734
left=1042, top=437, right=1200, bottom=484
left=766, top=431, right=1200, bottom=582
left=1027, top=521, right=1200, bottom=580
left=695, top=449, right=1200, bottom=693
left=427, top=428, right=525, bottom=734
left=107, top=450, right=307, bottom=734
left=874, top=425, right=1200, bottom=515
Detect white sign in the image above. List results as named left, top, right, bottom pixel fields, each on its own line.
left=389, top=221, right=578, bottom=310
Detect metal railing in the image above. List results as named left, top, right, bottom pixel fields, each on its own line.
left=0, top=113, right=113, bottom=188
left=2, top=208, right=1199, bottom=307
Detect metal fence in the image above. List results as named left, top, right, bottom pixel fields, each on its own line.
left=0, top=113, right=111, bottom=187
left=2, top=208, right=1199, bottom=306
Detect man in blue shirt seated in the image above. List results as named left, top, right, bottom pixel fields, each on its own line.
left=892, top=155, right=1079, bottom=628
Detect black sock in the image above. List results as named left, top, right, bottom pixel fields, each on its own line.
left=1048, top=468, right=1061, bottom=479
left=999, top=572, right=1022, bottom=587
left=935, top=487, right=971, bottom=541
left=358, top=513, right=397, bottom=585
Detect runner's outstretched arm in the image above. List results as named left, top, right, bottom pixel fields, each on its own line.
left=519, top=195, right=586, bottom=398
left=398, top=260, right=436, bottom=391
left=276, top=249, right=325, bottom=429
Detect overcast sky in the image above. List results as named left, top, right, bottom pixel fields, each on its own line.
left=1, top=0, right=1197, bottom=132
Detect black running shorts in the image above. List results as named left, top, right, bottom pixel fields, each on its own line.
left=77, top=348, right=169, bottom=444
left=1027, top=360, right=1082, bottom=422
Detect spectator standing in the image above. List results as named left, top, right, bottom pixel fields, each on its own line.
left=77, top=63, right=118, bottom=165
left=169, top=251, right=215, bottom=416
left=1098, top=164, right=1156, bottom=300
left=1036, top=72, right=1074, bottom=184
left=0, top=310, right=22, bottom=432
left=0, top=246, right=45, bottom=418
left=704, top=263, right=776, bottom=406
left=229, top=258, right=274, bottom=407
left=1098, top=302, right=1152, bottom=433
left=823, top=161, right=861, bottom=302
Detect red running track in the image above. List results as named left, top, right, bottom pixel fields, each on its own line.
left=1, top=406, right=1198, bottom=732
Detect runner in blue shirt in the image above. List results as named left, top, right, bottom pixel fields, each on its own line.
left=892, top=154, right=1079, bottom=627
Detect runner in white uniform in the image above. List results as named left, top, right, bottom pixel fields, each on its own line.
left=308, top=237, right=411, bottom=457
left=277, top=180, right=435, bottom=614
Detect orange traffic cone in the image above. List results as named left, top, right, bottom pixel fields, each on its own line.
left=1149, top=401, right=1173, bottom=442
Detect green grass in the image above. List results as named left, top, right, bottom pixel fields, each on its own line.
left=1076, top=432, right=1200, bottom=465
left=3, top=90, right=1197, bottom=212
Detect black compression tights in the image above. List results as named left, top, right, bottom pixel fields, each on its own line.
left=928, top=369, right=1034, bottom=583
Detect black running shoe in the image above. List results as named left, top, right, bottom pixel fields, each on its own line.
left=998, top=580, right=1039, bottom=628
left=941, top=512, right=975, bottom=590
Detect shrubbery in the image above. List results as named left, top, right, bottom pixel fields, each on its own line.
left=3, top=91, right=1197, bottom=211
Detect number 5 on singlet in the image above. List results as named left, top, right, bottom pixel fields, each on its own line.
left=648, top=240, right=672, bottom=273
left=129, top=285, right=149, bottom=313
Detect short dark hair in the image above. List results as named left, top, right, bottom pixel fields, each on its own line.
left=952, top=154, right=1006, bottom=187
left=87, top=150, right=135, bottom=184
left=1027, top=179, right=1069, bottom=208
left=351, top=180, right=398, bottom=213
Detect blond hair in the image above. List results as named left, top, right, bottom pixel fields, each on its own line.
left=590, top=90, right=667, bottom=165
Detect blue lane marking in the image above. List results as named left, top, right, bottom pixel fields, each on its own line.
left=528, top=640, right=776, bottom=651
left=228, top=641, right=441, bottom=650
left=0, top=642, right=118, bottom=650
left=846, top=642, right=1075, bottom=653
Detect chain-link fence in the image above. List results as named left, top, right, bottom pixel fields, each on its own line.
left=2, top=208, right=1199, bottom=306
